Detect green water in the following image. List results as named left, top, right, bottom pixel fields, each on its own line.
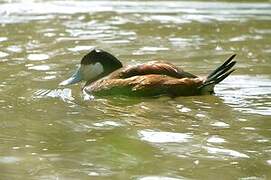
left=0, top=0, right=271, bottom=179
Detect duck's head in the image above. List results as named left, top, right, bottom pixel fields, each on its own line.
left=60, top=49, right=123, bottom=86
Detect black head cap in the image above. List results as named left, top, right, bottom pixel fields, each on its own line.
left=81, top=49, right=123, bottom=71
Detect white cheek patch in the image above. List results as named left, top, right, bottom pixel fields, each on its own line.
left=80, top=62, right=104, bottom=81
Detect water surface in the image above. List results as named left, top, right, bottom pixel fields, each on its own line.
left=0, top=0, right=271, bottom=179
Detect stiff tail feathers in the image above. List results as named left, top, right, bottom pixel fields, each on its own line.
left=199, top=54, right=237, bottom=93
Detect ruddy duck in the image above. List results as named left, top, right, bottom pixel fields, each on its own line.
left=60, top=49, right=236, bottom=97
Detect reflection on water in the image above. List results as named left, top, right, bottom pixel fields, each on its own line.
left=0, top=0, right=271, bottom=179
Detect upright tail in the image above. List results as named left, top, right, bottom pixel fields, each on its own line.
left=199, top=54, right=237, bottom=94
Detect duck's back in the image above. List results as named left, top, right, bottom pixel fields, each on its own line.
left=109, top=61, right=197, bottom=79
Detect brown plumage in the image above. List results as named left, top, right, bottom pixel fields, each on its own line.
left=60, top=49, right=237, bottom=97
left=84, top=63, right=202, bottom=97
left=109, top=61, right=197, bottom=79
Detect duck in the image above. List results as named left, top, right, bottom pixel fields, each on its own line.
left=59, top=49, right=236, bottom=97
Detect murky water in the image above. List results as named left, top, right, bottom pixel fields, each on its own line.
left=0, top=0, right=271, bottom=179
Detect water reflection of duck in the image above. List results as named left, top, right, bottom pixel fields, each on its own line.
left=60, top=49, right=236, bottom=97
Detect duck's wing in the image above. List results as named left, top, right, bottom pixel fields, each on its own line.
left=108, top=61, right=197, bottom=79
left=84, top=74, right=203, bottom=97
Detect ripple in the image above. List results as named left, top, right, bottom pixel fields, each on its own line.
left=242, top=127, right=256, bottom=131
left=149, top=15, right=189, bottom=24
left=34, top=88, right=74, bottom=101
left=0, top=156, right=21, bottom=164
left=140, top=47, right=169, bottom=51
left=1, top=1, right=270, bottom=16
left=6, top=45, right=23, bottom=53
left=28, top=65, right=50, bottom=71
left=217, top=75, right=271, bottom=115
left=203, top=146, right=249, bottom=158
left=133, top=46, right=169, bottom=55
left=0, top=37, right=8, bottom=42
left=229, top=35, right=263, bottom=42
left=0, top=51, right=9, bottom=58
left=138, top=130, right=192, bottom=143
left=0, top=0, right=270, bottom=178
left=67, top=45, right=95, bottom=52
left=93, top=120, right=122, bottom=127
left=138, top=176, right=182, bottom=180
left=88, top=172, right=99, bottom=176
left=43, top=75, right=56, bottom=80
left=169, top=37, right=203, bottom=47
left=27, top=54, right=49, bottom=61
left=103, top=39, right=131, bottom=44
left=211, top=121, right=230, bottom=128
left=254, top=29, right=271, bottom=34
left=177, top=106, right=191, bottom=113
left=207, top=136, right=226, bottom=144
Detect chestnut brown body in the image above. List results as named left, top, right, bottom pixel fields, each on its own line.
left=84, top=62, right=203, bottom=97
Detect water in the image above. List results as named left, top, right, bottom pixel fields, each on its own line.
left=0, top=0, right=271, bottom=179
